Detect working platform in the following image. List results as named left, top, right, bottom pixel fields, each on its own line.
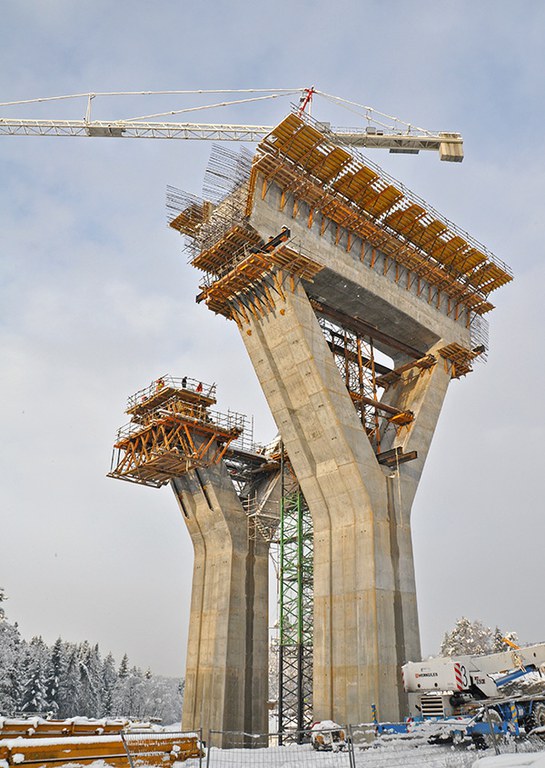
left=108, top=375, right=247, bottom=487
left=170, top=111, right=512, bottom=370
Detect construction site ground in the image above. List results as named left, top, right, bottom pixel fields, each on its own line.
left=1, top=725, right=543, bottom=768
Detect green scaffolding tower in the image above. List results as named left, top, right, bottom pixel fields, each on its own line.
left=278, top=450, right=314, bottom=739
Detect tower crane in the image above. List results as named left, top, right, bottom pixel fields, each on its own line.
left=0, top=87, right=464, bottom=161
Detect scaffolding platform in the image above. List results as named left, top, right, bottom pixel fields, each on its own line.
left=108, top=376, right=247, bottom=487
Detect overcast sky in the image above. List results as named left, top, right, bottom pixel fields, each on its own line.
left=1, top=1, right=544, bottom=679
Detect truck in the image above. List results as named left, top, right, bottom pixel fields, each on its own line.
left=399, top=641, right=545, bottom=743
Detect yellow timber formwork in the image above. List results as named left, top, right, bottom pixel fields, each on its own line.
left=168, top=200, right=215, bottom=238
left=169, top=113, right=512, bottom=389
left=108, top=376, right=243, bottom=488
left=0, top=720, right=128, bottom=739
left=0, top=731, right=202, bottom=768
left=437, top=342, right=484, bottom=378
left=247, top=113, right=512, bottom=315
left=195, top=234, right=324, bottom=323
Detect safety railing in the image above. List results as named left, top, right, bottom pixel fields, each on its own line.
left=126, top=375, right=217, bottom=411
left=205, top=728, right=354, bottom=768
left=113, top=408, right=248, bottom=443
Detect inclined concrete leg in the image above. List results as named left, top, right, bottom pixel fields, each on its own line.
left=379, top=352, right=451, bottom=713
left=171, top=461, right=270, bottom=742
left=242, top=471, right=282, bottom=734
left=239, top=281, right=451, bottom=724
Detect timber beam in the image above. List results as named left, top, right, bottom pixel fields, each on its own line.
left=375, top=354, right=436, bottom=389
left=350, top=392, right=414, bottom=424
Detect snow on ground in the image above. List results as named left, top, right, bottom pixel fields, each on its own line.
left=1, top=746, right=539, bottom=768
left=1, top=733, right=543, bottom=768
left=474, top=755, right=545, bottom=768
left=183, top=739, right=544, bottom=768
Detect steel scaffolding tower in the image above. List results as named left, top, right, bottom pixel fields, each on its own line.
left=278, top=451, right=314, bottom=739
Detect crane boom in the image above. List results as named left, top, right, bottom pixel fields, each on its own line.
left=0, top=117, right=463, bottom=160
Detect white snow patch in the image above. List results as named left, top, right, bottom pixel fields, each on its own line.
left=311, top=720, right=342, bottom=730
left=474, top=755, right=545, bottom=768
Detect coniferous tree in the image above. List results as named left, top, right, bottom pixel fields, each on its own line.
left=126, top=667, right=147, bottom=718
left=493, top=626, right=505, bottom=653
left=45, top=637, right=65, bottom=716
left=0, top=610, right=184, bottom=721
left=111, top=654, right=131, bottom=715
left=118, top=653, right=129, bottom=679
left=0, top=616, right=22, bottom=715
left=89, top=643, right=103, bottom=715
left=58, top=645, right=79, bottom=718
left=101, top=652, right=118, bottom=716
left=77, top=641, right=102, bottom=717
left=19, top=639, right=48, bottom=715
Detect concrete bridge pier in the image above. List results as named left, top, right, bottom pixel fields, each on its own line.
left=239, top=280, right=452, bottom=724
left=171, top=460, right=272, bottom=742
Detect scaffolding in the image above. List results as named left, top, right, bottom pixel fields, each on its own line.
left=252, top=111, right=512, bottom=309
left=108, top=375, right=247, bottom=487
left=278, top=451, right=313, bottom=739
left=168, top=113, right=512, bottom=373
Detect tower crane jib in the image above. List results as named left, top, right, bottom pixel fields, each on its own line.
left=0, top=88, right=464, bottom=161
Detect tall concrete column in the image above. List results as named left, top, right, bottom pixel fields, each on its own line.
left=171, top=460, right=271, bottom=740
left=378, top=350, right=451, bottom=714
left=239, top=281, right=452, bottom=724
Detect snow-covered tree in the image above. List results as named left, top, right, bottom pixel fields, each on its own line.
left=118, top=653, right=129, bottom=679
left=45, top=637, right=65, bottom=716
left=77, top=641, right=102, bottom=717
left=440, top=617, right=494, bottom=656
left=112, top=664, right=146, bottom=717
left=19, top=638, right=49, bottom=715
left=0, top=611, right=183, bottom=721
left=58, top=645, right=80, bottom=718
left=0, top=619, right=22, bottom=714
left=101, top=652, right=118, bottom=716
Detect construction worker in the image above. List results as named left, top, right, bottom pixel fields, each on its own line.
left=196, top=382, right=203, bottom=393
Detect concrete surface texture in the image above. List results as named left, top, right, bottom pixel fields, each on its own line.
left=229, top=185, right=471, bottom=724
left=171, top=461, right=278, bottom=743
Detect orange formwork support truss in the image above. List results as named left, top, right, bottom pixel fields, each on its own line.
left=108, top=376, right=245, bottom=488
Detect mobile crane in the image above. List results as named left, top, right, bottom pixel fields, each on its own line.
left=386, top=641, right=545, bottom=745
